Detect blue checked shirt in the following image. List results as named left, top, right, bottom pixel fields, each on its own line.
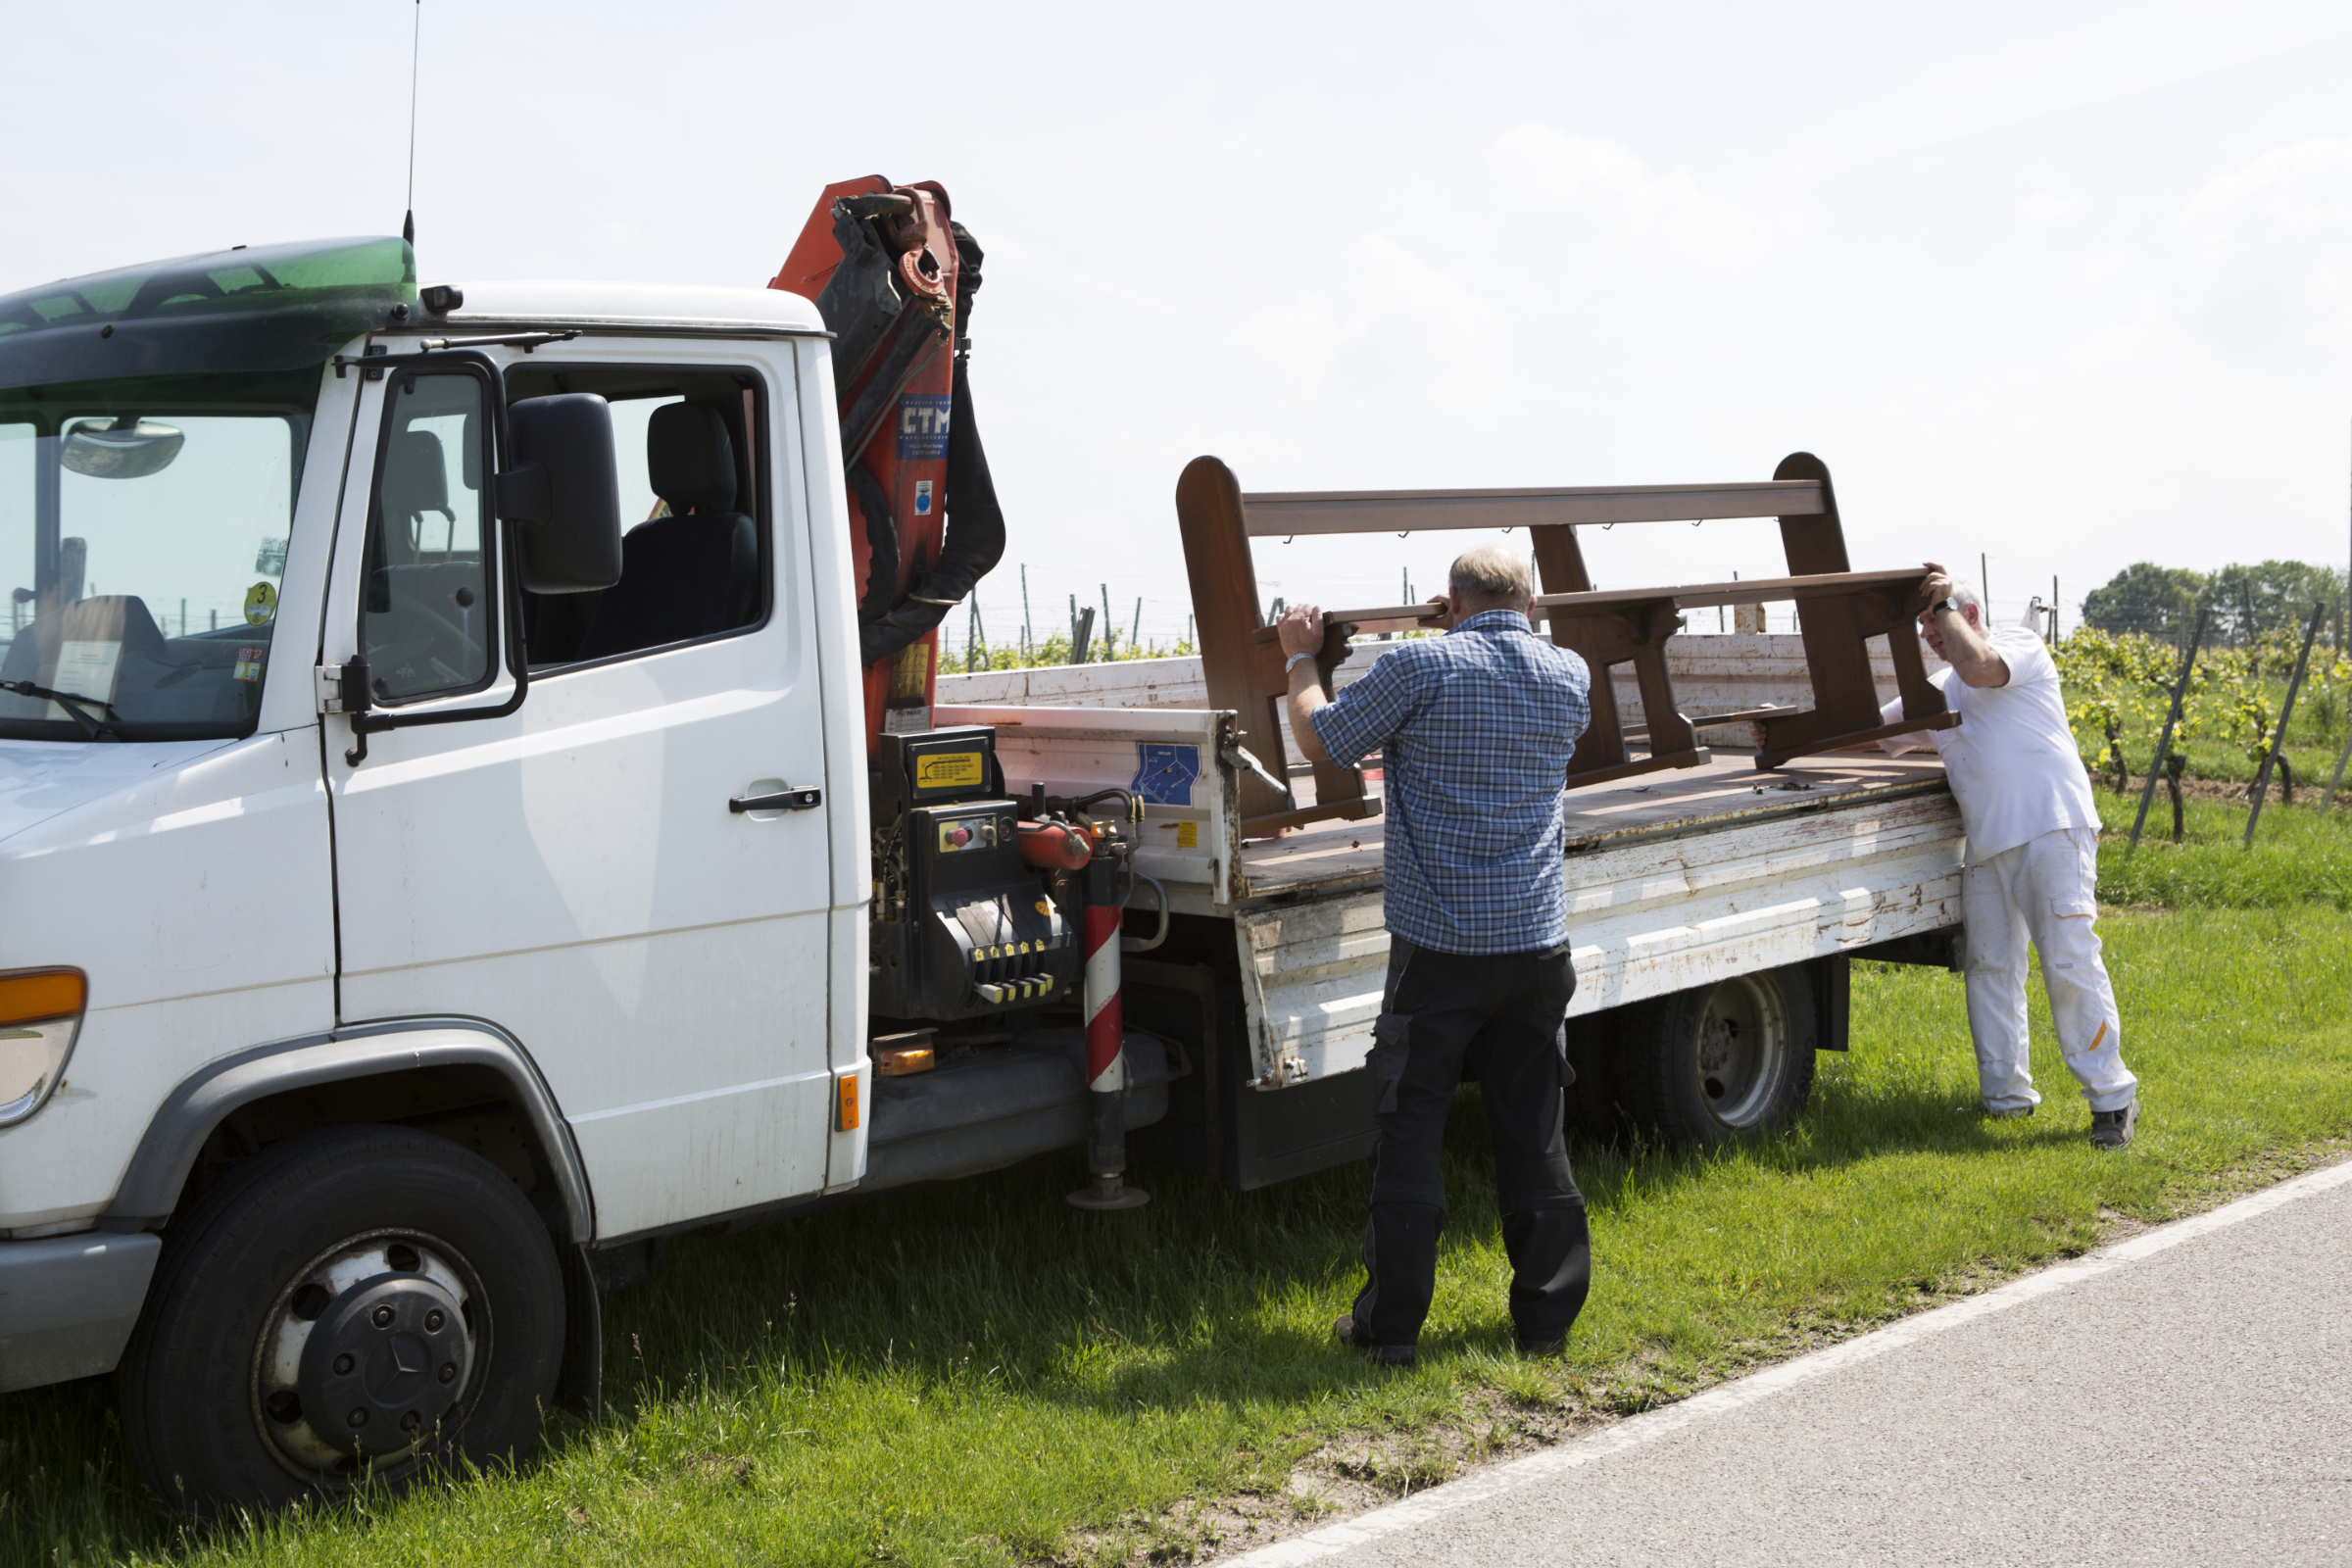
left=1308, top=610, right=1592, bottom=955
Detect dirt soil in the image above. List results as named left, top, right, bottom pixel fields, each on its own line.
left=2091, top=771, right=2349, bottom=809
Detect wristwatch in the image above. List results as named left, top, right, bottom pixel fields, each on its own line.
left=1927, top=597, right=1960, bottom=617
left=1285, top=651, right=1317, bottom=672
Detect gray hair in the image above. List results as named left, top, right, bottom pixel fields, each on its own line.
left=1450, top=544, right=1534, bottom=610
left=1948, top=579, right=1984, bottom=622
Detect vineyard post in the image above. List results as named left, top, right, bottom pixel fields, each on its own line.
left=2129, top=609, right=2208, bottom=854
left=2324, top=720, right=2352, bottom=818
left=2244, top=602, right=2328, bottom=848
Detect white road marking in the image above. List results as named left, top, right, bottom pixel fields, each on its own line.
left=1217, top=1155, right=2352, bottom=1568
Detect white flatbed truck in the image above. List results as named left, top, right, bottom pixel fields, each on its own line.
left=0, top=235, right=1963, bottom=1514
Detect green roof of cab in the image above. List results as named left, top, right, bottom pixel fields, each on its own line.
left=0, top=236, right=416, bottom=392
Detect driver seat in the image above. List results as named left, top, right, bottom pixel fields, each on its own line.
left=575, top=404, right=760, bottom=661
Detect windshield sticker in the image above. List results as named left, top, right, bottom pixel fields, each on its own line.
left=49, top=640, right=122, bottom=722
left=243, top=581, right=277, bottom=625
left=232, top=646, right=267, bottom=683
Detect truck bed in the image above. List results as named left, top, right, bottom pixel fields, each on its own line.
left=938, top=700, right=1962, bottom=1093
left=1229, top=753, right=1960, bottom=1086
left=1235, top=751, right=1953, bottom=902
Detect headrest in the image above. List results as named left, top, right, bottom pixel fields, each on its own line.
left=381, top=430, right=451, bottom=520
left=649, top=403, right=737, bottom=514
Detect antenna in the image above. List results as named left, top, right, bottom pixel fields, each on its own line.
left=402, top=0, right=421, bottom=246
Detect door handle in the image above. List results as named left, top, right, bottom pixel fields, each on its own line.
left=729, top=786, right=822, bottom=813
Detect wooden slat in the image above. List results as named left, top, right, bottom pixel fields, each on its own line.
left=1533, top=568, right=1926, bottom=614
left=1253, top=569, right=1924, bottom=637
left=1237, top=480, right=1827, bottom=537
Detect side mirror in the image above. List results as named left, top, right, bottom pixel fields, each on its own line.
left=496, top=394, right=622, bottom=593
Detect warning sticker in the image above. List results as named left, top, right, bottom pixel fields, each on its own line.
left=1131, top=742, right=1200, bottom=806
left=915, top=751, right=985, bottom=791
left=1176, top=820, right=1199, bottom=850
left=896, top=394, right=952, bottom=461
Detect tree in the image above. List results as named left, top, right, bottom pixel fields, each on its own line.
left=2082, top=561, right=2347, bottom=650
left=2082, top=563, right=2206, bottom=644
left=2200, top=561, right=2346, bottom=648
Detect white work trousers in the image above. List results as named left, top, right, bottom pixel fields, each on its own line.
left=1962, top=826, right=2137, bottom=1114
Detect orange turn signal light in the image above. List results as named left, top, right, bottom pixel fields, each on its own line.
left=837, top=1073, right=861, bottom=1132
left=0, top=970, right=84, bottom=1028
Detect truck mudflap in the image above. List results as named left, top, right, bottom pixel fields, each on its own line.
left=0, top=1231, right=161, bottom=1394
left=860, top=1027, right=1173, bottom=1196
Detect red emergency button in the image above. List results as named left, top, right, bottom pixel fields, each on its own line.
left=947, top=826, right=970, bottom=848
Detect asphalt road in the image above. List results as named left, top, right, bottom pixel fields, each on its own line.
left=1231, top=1160, right=2352, bottom=1567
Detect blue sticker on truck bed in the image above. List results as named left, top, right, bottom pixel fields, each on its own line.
left=1132, top=743, right=1200, bottom=806
left=897, top=394, right=952, bottom=460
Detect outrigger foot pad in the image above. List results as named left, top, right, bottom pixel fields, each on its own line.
left=1066, top=1176, right=1151, bottom=1210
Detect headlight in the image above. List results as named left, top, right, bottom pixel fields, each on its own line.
left=0, top=969, right=85, bottom=1128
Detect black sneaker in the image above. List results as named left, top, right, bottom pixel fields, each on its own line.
left=1332, top=1314, right=1416, bottom=1366
left=2089, top=1101, right=2139, bottom=1150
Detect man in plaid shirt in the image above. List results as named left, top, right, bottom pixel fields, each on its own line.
left=1276, top=544, right=1593, bottom=1365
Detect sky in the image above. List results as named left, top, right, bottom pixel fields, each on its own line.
left=6, top=0, right=2352, bottom=647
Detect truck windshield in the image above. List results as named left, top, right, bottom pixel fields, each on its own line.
left=0, top=368, right=317, bottom=742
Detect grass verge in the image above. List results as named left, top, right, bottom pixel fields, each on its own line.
left=2091, top=779, right=2352, bottom=909
left=7, top=899, right=2351, bottom=1564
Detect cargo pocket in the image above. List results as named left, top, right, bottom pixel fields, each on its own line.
left=1367, top=1010, right=1412, bottom=1116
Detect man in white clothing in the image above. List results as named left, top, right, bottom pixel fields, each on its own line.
left=1757, top=566, right=2140, bottom=1147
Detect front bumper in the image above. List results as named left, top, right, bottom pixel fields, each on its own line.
left=0, top=1231, right=160, bottom=1394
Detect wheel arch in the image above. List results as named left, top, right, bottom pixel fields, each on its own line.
left=102, top=1018, right=594, bottom=1245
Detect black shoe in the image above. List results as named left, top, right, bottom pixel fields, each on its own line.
left=1332, top=1314, right=1416, bottom=1366
left=1516, top=1335, right=1565, bottom=1357
left=2089, top=1100, right=2139, bottom=1150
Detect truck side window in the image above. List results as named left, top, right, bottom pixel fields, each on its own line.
left=512, top=370, right=766, bottom=670
left=360, top=373, right=492, bottom=704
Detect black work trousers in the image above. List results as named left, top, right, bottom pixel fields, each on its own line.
left=1350, top=935, right=1591, bottom=1350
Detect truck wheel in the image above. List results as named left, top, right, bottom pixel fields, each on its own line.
left=118, top=1124, right=564, bottom=1516
left=1623, top=967, right=1816, bottom=1147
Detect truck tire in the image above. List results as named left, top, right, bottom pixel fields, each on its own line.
left=117, top=1124, right=564, bottom=1517
left=1621, top=966, right=1816, bottom=1147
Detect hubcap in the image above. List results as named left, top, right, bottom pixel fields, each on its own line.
left=1691, top=974, right=1790, bottom=1129
left=253, top=1233, right=479, bottom=1477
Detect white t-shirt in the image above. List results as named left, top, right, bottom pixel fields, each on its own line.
left=1880, top=627, right=2096, bottom=862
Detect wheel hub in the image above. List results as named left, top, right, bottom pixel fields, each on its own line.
left=1693, top=976, right=1788, bottom=1129
left=254, top=1233, right=479, bottom=1476
left=297, top=1275, right=469, bottom=1457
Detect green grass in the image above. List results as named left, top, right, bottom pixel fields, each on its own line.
left=2091, top=778, right=2352, bottom=910
left=9, top=821, right=2352, bottom=1564
left=2142, top=738, right=2349, bottom=789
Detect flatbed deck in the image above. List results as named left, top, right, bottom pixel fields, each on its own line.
left=940, top=699, right=1963, bottom=1092
left=1235, top=751, right=1952, bottom=904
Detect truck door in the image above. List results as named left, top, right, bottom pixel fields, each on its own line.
left=323, top=354, right=840, bottom=1239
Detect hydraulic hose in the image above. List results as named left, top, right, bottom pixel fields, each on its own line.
left=858, top=222, right=1007, bottom=668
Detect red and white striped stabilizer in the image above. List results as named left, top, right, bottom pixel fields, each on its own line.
left=1067, top=838, right=1147, bottom=1209
left=1082, top=883, right=1126, bottom=1094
